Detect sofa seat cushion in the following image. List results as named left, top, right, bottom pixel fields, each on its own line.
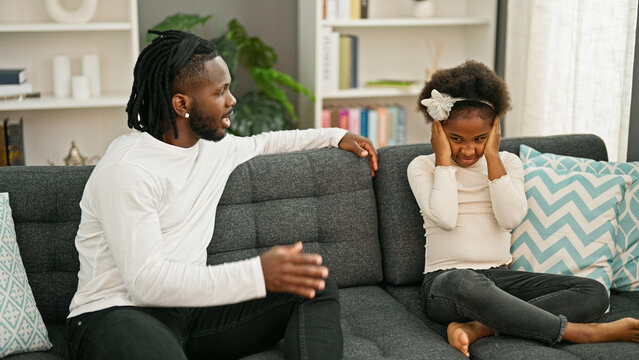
left=383, top=284, right=639, bottom=359
left=243, top=285, right=465, bottom=359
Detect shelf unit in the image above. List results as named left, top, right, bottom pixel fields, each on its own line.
left=0, top=0, right=139, bottom=165
left=297, top=0, right=497, bottom=145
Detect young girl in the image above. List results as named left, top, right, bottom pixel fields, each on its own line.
left=407, top=60, right=639, bottom=358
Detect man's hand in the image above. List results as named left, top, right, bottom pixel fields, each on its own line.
left=338, top=132, right=378, bottom=177
left=260, top=242, right=328, bottom=299
left=484, top=117, right=501, bottom=158
left=431, top=121, right=452, bottom=166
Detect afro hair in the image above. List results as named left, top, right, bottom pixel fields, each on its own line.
left=417, top=60, right=511, bottom=123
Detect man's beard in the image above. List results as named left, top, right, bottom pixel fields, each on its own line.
left=189, top=102, right=227, bottom=142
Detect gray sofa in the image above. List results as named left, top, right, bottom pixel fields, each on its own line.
left=2, top=134, right=639, bottom=359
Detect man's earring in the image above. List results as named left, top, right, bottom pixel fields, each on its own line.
left=185, top=113, right=190, bottom=119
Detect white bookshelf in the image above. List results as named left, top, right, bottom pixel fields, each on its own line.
left=297, top=0, right=497, bottom=145
left=0, top=0, right=139, bottom=165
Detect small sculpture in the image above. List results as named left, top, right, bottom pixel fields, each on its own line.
left=64, top=141, right=87, bottom=166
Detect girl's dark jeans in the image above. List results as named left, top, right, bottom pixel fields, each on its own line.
left=422, top=267, right=609, bottom=345
left=67, top=278, right=342, bottom=360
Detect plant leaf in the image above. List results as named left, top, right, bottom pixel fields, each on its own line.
left=146, top=13, right=212, bottom=44
left=226, top=19, right=277, bottom=69
left=230, top=92, right=285, bottom=136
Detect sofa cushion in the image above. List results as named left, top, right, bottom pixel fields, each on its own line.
left=510, top=166, right=630, bottom=289
left=0, top=167, right=91, bottom=325
left=384, top=284, right=639, bottom=359
left=339, top=286, right=464, bottom=359
left=375, top=134, right=609, bottom=286
left=209, top=148, right=383, bottom=288
left=242, top=286, right=465, bottom=360
left=0, top=193, right=52, bottom=357
left=520, top=144, right=639, bottom=291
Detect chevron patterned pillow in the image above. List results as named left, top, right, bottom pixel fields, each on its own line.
left=0, top=193, right=52, bottom=357
left=520, top=144, right=639, bottom=291
left=510, top=165, right=632, bottom=289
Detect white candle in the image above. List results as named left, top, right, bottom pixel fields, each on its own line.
left=52, top=55, right=71, bottom=98
left=82, top=53, right=101, bottom=97
left=72, top=75, right=91, bottom=100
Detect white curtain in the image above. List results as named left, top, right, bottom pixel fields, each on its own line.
left=505, top=0, right=637, bottom=161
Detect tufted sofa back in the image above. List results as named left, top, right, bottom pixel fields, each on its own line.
left=0, top=147, right=382, bottom=327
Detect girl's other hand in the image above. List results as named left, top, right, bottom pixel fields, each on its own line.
left=431, top=121, right=452, bottom=166
left=484, top=117, right=501, bottom=157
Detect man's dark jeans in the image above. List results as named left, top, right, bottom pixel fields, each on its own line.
left=67, top=279, right=342, bottom=359
left=422, top=267, right=609, bottom=345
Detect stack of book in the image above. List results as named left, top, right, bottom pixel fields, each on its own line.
left=321, top=104, right=407, bottom=148
left=324, top=0, right=369, bottom=20
left=0, top=68, right=38, bottom=101
left=319, top=29, right=358, bottom=92
left=0, top=117, right=25, bottom=166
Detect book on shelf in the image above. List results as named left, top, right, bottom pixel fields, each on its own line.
left=367, top=108, right=378, bottom=147
left=338, top=108, right=349, bottom=130
left=0, top=120, right=7, bottom=166
left=320, top=27, right=339, bottom=92
left=348, top=107, right=361, bottom=135
left=337, top=0, right=351, bottom=20
left=321, top=104, right=407, bottom=149
left=377, top=107, right=389, bottom=148
left=324, top=0, right=366, bottom=20
left=387, top=106, right=397, bottom=145
left=360, top=108, right=369, bottom=138
left=365, top=79, right=418, bottom=89
left=350, top=0, right=361, bottom=19
left=395, top=105, right=407, bottom=145
left=0, top=69, right=26, bottom=85
left=324, top=0, right=338, bottom=20
left=360, top=0, right=368, bottom=19
left=338, top=35, right=352, bottom=90
left=321, top=109, right=332, bottom=128
left=3, top=117, right=25, bottom=166
left=349, top=35, right=358, bottom=88
left=338, top=34, right=358, bottom=90
left=0, top=83, right=33, bottom=97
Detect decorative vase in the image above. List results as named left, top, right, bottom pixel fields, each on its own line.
left=44, top=0, right=99, bottom=23
left=413, top=1, right=435, bottom=18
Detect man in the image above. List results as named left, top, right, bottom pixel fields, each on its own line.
left=66, top=30, right=377, bottom=359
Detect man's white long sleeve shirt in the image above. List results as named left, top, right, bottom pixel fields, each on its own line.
left=69, top=128, right=347, bottom=318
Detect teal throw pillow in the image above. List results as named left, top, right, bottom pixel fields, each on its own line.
left=520, top=144, right=639, bottom=291
left=510, top=165, right=631, bottom=290
left=0, top=193, right=52, bottom=357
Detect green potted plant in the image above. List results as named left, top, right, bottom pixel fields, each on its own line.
left=147, top=13, right=314, bottom=136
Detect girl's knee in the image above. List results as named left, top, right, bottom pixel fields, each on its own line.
left=589, top=280, right=609, bottom=316
left=431, top=269, right=481, bottom=300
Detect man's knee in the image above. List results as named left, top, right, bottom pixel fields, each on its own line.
left=70, top=308, right=186, bottom=360
left=315, top=277, right=339, bottom=302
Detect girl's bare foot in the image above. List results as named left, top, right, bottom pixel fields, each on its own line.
left=563, top=317, right=639, bottom=343
left=447, top=321, right=494, bottom=358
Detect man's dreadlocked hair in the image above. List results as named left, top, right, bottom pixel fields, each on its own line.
left=126, top=30, right=220, bottom=140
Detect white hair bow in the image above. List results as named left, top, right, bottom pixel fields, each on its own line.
left=420, top=89, right=495, bottom=121
left=420, top=89, right=458, bottom=121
